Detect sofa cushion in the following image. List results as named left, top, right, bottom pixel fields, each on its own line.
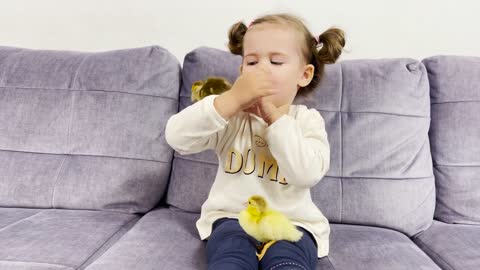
left=84, top=207, right=333, bottom=269
left=412, top=220, right=480, bottom=270
left=168, top=46, right=435, bottom=237
left=423, top=55, right=480, bottom=224
left=0, top=262, right=71, bottom=270
left=83, top=207, right=440, bottom=270
left=0, top=207, right=42, bottom=228
left=0, top=208, right=139, bottom=270
left=328, top=224, right=441, bottom=270
left=0, top=45, right=180, bottom=213
left=84, top=207, right=208, bottom=270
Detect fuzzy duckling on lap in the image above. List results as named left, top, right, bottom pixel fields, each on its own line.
left=239, top=195, right=303, bottom=261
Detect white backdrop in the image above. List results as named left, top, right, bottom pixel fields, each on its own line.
left=0, top=0, right=479, bottom=64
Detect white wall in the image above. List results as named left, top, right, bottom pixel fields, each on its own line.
left=0, top=0, right=479, bottom=64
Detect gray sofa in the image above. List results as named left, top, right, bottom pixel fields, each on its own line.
left=0, top=45, right=478, bottom=270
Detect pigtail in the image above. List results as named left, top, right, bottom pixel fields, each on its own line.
left=228, top=21, right=248, bottom=55
left=299, top=27, right=346, bottom=98
left=316, top=27, right=346, bottom=64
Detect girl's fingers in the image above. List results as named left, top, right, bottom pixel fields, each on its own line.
left=256, top=103, right=263, bottom=118
left=243, top=106, right=256, bottom=114
left=259, top=100, right=270, bottom=118
left=253, top=103, right=263, bottom=118
left=243, top=103, right=260, bottom=117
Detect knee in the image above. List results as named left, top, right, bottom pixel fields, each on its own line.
left=208, top=219, right=248, bottom=244
left=206, top=219, right=258, bottom=270
left=207, top=219, right=256, bottom=256
left=260, top=238, right=317, bottom=270
left=264, top=261, right=308, bottom=270
left=260, top=243, right=311, bottom=270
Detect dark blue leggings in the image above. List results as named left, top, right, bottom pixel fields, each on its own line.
left=206, top=218, right=318, bottom=270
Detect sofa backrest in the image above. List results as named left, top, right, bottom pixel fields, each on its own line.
left=424, top=55, right=480, bottom=224
left=167, top=46, right=435, bottom=236
left=0, top=45, right=180, bottom=214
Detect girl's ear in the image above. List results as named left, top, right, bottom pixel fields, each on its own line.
left=239, top=64, right=243, bottom=74
left=298, top=64, right=314, bottom=87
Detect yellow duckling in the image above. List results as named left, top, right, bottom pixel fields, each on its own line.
left=239, top=195, right=303, bottom=261
left=191, top=77, right=232, bottom=102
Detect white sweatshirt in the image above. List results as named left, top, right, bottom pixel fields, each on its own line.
left=165, top=94, right=331, bottom=258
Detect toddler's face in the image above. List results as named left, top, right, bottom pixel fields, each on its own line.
left=241, top=23, right=314, bottom=107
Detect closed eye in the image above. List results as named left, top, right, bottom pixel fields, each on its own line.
left=246, top=61, right=283, bottom=66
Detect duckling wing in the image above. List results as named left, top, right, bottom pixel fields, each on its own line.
left=239, top=210, right=265, bottom=242
left=259, top=210, right=303, bottom=242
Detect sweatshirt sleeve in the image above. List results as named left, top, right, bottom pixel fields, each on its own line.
left=265, top=107, right=330, bottom=188
left=165, top=94, right=229, bottom=155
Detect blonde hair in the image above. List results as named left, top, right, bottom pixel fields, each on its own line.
left=228, top=13, right=346, bottom=97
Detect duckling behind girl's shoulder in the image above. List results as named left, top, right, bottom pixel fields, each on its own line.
left=191, top=77, right=232, bottom=102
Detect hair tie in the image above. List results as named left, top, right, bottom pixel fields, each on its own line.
left=314, top=36, right=324, bottom=50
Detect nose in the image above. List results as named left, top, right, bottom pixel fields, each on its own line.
left=258, top=61, right=270, bottom=72
left=256, top=60, right=270, bottom=73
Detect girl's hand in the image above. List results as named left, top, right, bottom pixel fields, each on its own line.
left=243, top=98, right=290, bottom=126
left=228, top=68, right=279, bottom=112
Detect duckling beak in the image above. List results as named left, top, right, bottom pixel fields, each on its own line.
left=242, top=201, right=248, bottom=207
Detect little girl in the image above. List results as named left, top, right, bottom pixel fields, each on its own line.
left=166, top=13, right=345, bottom=270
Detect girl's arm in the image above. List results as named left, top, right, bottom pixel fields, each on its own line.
left=265, top=107, right=330, bottom=188
left=165, top=94, right=229, bottom=155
